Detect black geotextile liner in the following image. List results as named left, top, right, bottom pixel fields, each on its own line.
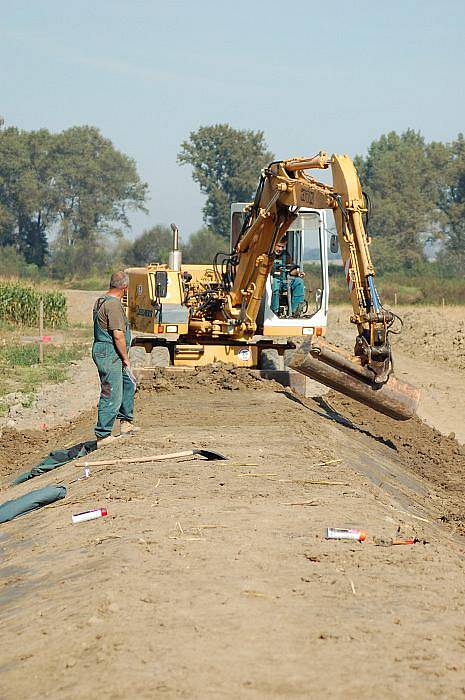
left=0, top=484, right=67, bottom=524
left=13, top=440, right=97, bottom=485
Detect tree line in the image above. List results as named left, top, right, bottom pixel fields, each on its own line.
left=1, top=122, right=464, bottom=281
left=0, top=125, right=147, bottom=270
left=355, top=130, right=465, bottom=276
left=179, top=125, right=465, bottom=276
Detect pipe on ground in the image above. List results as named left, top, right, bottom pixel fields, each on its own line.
left=290, top=338, right=420, bottom=421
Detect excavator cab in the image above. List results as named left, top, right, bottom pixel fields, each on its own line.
left=231, top=204, right=329, bottom=334
left=270, top=235, right=308, bottom=319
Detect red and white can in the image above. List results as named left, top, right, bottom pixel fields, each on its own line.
left=72, top=508, right=108, bottom=524
left=326, top=527, right=367, bottom=542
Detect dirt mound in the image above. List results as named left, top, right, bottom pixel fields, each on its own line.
left=0, top=410, right=95, bottom=482
left=318, top=391, right=465, bottom=530
left=139, top=363, right=281, bottom=393
left=394, top=307, right=465, bottom=370
left=0, top=356, right=99, bottom=434
left=328, top=304, right=465, bottom=371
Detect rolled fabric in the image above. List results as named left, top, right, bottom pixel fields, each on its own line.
left=0, top=485, right=67, bottom=524
left=13, top=440, right=97, bottom=485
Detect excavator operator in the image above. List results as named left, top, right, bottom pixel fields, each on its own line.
left=271, top=239, right=306, bottom=317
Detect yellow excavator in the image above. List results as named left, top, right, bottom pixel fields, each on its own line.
left=126, top=152, right=420, bottom=421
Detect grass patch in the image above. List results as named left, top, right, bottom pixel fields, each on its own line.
left=64, top=277, right=105, bottom=291
left=0, top=342, right=87, bottom=402
left=309, top=263, right=465, bottom=305
left=3, top=343, right=86, bottom=368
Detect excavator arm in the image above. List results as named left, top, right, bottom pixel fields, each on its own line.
left=329, top=154, right=394, bottom=383
left=228, top=153, right=392, bottom=378
left=226, top=152, right=420, bottom=419
left=184, top=150, right=419, bottom=419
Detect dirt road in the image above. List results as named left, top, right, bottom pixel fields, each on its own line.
left=1, top=298, right=465, bottom=697
left=1, top=366, right=465, bottom=699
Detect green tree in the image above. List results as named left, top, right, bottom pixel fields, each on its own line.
left=0, top=128, right=57, bottom=265
left=178, top=124, right=273, bottom=238
left=355, top=130, right=438, bottom=271
left=428, top=134, right=465, bottom=274
left=182, top=227, right=225, bottom=264
left=0, top=245, right=40, bottom=279
left=52, top=126, right=148, bottom=242
left=0, top=124, right=148, bottom=267
left=124, top=225, right=173, bottom=266
left=49, top=236, right=111, bottom=280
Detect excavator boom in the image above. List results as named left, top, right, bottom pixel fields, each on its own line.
left=228, top=152, right=419, bottom=420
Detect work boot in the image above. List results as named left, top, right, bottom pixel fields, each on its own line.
left=292, top=302, right=306, bottom=318
left=120, top=420, right=141, bottom=436
left=96, top=435, right=119, bottom=449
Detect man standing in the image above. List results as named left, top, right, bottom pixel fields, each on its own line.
left=92, top=271, right=139, bottom=446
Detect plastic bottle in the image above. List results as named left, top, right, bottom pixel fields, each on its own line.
left=76, top=468, right=91, bottom=481
left=326, top=527, right=367, bottom=541
left=72, top=508, right=107, bottom=524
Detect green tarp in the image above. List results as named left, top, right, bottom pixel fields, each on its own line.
left=0, top=484, right=67, bottom=524
left=13, top=440, right=97, bottom=485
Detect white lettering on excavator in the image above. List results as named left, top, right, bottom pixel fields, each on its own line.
left=300, top=189, right=314, bottom=205
left=136, top=308, right=153, bottom=318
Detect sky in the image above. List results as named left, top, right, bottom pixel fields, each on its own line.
left=1, top=0, right=464, bottom=240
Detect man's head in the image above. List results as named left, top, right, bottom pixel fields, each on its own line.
left=274, top=240, right=286, bottom=255
left=109, top=271, right=129, bottom=297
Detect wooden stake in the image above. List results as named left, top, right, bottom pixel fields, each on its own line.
left=39, top=298, right=44, bottom=364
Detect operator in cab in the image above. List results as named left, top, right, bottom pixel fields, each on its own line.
left=92, top=271, right=140, bottom=447
left=271, top=239, right=306, bottom=317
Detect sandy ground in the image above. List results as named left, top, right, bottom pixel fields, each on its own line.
left=1, top=298, right=465, bottom=698
left=328, top=305, right=465, bottom=444
left=0, top=357, right=99, bottom=432
left=1, top=368, right=465, bottom=698
left=63, top=290, right=105, bottom=326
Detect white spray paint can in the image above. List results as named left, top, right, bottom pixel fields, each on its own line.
left=72, top=508, right=107, bottom=524
left=326, top=528, right=367, bottom=542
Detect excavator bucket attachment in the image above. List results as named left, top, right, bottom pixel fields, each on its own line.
left=290, top=338, right=420, bottom=421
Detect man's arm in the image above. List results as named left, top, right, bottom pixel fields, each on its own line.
left=285, top=252, right=305, bottom=278
left=290, top=268, right=305, bottom=278
left=112, top=330, right=130, bottom=366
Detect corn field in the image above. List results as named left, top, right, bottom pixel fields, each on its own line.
left=0, top=281, right=67, bottom=328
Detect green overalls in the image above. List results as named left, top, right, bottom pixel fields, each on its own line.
left=92, top=295, right=134, bottom=439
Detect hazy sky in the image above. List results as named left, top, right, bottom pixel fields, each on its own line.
left=1, top=0, right=464, bottom=239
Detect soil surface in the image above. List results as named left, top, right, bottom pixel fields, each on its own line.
left=327, top=305, right=465, bottom=444
left=0, top=356, right=99, bottom=433
left=1, top=366, right=465, bottom=699
left=1, top=296, right=465, bottom=698
left=63, top=289, right=105, bottom=326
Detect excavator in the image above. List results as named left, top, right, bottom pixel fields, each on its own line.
left=126, top=152, right=420, bottom=421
